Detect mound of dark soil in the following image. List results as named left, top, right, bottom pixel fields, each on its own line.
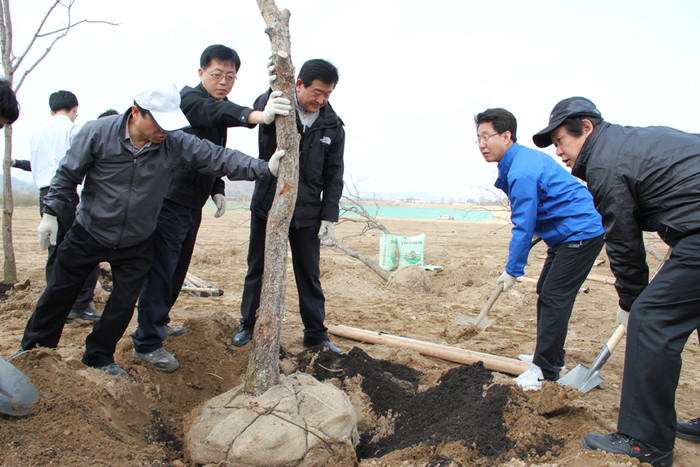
left=297, top=346, right=556, bottom=462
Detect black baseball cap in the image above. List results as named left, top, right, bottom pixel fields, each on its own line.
left=532, top=97, right=602, bottom=148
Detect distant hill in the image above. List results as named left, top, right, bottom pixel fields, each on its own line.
left=223, top=182, right=483, bottom=205
left=0, top=177, right=38, bottom=194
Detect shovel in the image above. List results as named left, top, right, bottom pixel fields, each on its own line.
left=0, top=355, right=40, bottom=416
left=557, top=324, right=626, bottom=394
left=454, top=283, right=504, bottom=328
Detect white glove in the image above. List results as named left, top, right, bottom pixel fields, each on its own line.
left=267, top=57, right=277, bottom=84
left=212, top=193, right=226, bottom=218
left=262, top=91, right=292, bottom=125
left=616, top=306, right=630, bottom=331
left=496, top=271, right=517, bottom=292
left=318, top=220, right=335, bottom=240
left=38, top=214, right=58, bottom=251
left=267, top=149, right=286, bottom=177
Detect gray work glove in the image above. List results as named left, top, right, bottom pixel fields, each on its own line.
left=318, top=220, right=335, bottom=241
left=497, top=271, right=517, bottom=292
left=267, top=57, right=277, bottom=84
left=267, top=149, right=286, bottom=177
left=212, top=193, right=226, bottom=218
left=262, top=91, right=292, bottom=125
left=37, top=214, right=58, bottom=251
left=616, top=306, right=630, bottom=331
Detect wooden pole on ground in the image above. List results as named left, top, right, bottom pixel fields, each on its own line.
left=328, top=324, right=530, bottom=376
left=244, top=0, right=299, bottom=395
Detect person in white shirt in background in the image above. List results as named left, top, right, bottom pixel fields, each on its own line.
left=29, top=90, right=101, bottom=322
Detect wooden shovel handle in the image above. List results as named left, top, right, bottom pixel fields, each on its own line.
left=606, top=324, right=626, bottom=353
left=472, top=283, right=504, bottom=326
left=482, top=283, right=504, bottom=315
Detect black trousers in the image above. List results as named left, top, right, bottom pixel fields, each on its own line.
left=240, top=214, right=327, bottom=342
left=132, top=200, right=201, bottom=353
left=39, top=186, right=99, bottom=312
left=618, top=231, right=700, bottom=450
left=534, top=234, right=605, bottom=380
left=21, top=222, right=154, bottom=367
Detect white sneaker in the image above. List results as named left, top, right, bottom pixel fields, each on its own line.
left=517, top=353, right=566, bottom=371
left=514, top=364, right=545, bottom=391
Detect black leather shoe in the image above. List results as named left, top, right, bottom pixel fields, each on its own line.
left=303, top=338, right=344, bottom=355
left=581, top=432, right=673, bottom=467
left=677, top=417, right=700, bottom=443
left=231, top=327, right=253, bottom=347
left=66, top=307, right=101, bottom=322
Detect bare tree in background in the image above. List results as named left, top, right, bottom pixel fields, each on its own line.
left=0, top=0, right=115, bottom=282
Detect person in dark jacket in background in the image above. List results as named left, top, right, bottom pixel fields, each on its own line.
left=475, top=108, right=604, bottom=391
left=15, top=77, right=285, bottom=377
left=533, top=96, right=700, bottom=467
left=131, top=45, right=291, bottom=372
left=231, top=59, right=345, bottom=354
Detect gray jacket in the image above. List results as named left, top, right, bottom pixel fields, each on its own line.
left=44, top=111, right=270, bottom=248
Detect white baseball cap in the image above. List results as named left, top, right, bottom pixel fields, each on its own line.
left=134, top=77, right=190, bottom=131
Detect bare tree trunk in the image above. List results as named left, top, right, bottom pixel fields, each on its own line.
left=1, top=0, right=16, bottom=282
left=245, top=0, right=299, bottom=395
left=2, top=124, right=16, bottom=282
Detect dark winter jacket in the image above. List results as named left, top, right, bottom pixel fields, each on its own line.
left=43, top=111, right=270, bottom=249
left=572, top=121, right=700, bottom=310
left=250, top=89, right=345, bottom=228
left=165, top=83, right=256, bottom=209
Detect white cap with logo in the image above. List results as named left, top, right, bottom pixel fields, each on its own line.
left=134, top=77, right=190, bottom=131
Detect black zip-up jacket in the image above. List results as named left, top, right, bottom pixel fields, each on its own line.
left=165, top=83, right=255, bottom=209
left=250, top=89, right=345, bottom=228
left=572, top=121, right=700, bottom=310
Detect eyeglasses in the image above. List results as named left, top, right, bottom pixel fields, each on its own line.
left=475, top=132, right=502, bottom=145
left=202, top=69, right=237, bottom=83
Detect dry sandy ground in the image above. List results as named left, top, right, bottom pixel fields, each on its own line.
left=0, top=205, right=699, bottom=466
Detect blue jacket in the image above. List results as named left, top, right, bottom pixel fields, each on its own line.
left=495, top=142, right=604, bottom=276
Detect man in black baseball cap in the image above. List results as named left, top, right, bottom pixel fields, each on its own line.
left=533, top=97, right=700, bottom=467
left=532, top=96, right=601, bottom=149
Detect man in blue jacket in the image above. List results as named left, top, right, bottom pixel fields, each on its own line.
left=15, top=77, right=284, bottom=376
left=231, top=59, right=344, bottom=354
left=131, top=45, right=291, bottom=372
left=534, top=96, right=700, bottom=467
left=475, top=108, right=605, bottom=391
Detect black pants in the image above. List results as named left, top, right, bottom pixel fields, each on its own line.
left=132, top=200, right=201, bottom=353
left=39, top=187, right=98, bottom=312
left=534, top=234, right=605, bottom=380
left=240, top=214, right=327, bottom=342
left=618, top=231, right=700, bottom=450
left=21, top=222, right=154, bottom=367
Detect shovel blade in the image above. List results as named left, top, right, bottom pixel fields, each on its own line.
left=452, top=315, right=495, bottom=328
left=557, top=363, right=604, bottom=394
left=470, top=316, right=495, bottom=329
left=0, top=356, right=39, bottom=416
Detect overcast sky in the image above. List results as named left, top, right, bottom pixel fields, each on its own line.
left=4, top=0, right=700, bottom=201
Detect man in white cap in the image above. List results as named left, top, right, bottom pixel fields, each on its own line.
left=15, top=77, right=285, bottom=376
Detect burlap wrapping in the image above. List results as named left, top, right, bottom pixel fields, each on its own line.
left=186, top=372, right=358, bottom=466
